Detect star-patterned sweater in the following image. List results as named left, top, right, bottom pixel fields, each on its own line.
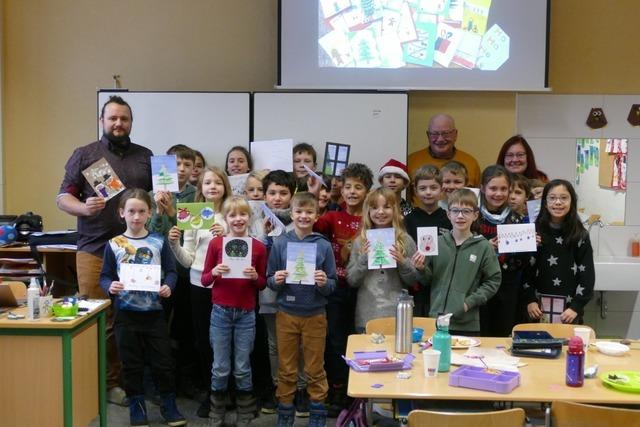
left=522, top=226, right=595, bottom=317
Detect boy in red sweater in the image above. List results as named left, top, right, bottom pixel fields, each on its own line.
left=312, top=163, right=373, bottom=416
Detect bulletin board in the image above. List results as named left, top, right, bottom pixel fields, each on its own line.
left=252, top=92, right=408, bottom=174
left=97, top=91, right=251, bottom=165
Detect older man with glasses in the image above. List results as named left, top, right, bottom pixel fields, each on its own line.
left=408, top=114, right=481, bottom=193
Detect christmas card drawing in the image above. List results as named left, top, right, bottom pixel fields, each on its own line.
left=539, top=294, right=567, bottom=324
left=367, top=228, right=397, bottom=269
left=261, top=204, right=286, bottom=236
left=82, top=157, right=125, bottom=201
left=286, top=242, right=317, bottom=285
left=229, top=173, right=249, bottom=197
left=497, top=223, right=536, bottom=254
left=323, top=142, right=350, bottom=177
left=120, top=263, right=161, bottom=293
left=176, top=202, right=216, bottom=230
left=248, top=201, right=266, bottom=238
left=151, top=155, right=179, bottom=192
left=416, top=226, right=438, bottom=256
left=222, top=237, right=253, bottom=279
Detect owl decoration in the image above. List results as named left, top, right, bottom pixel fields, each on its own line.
left=586, top=107, right=607, bottom=129
left=628, top=104, right=640, bottom=126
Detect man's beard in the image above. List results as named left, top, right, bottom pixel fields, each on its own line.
left=104, top=129, right=130, bottom=144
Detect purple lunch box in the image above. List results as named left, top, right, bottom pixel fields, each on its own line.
left=448, top=365, right=520, bottom=394
left=343, top=350, right=415, bottom=372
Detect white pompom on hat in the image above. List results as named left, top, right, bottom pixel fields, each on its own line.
left=378, top=158, right=410, bottom=183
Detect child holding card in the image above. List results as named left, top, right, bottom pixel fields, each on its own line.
left=524, top=180, right=594, bottom=325
left=267, top=192, right=337, bottom=426
left=347, top=188, right=422, bottom=332
left=414, top=189, right=501, bottom=336
left=201, top=196, right=267, bottom=427
left=99, top=189, right=186, bottom=427
left=167, top=165, right=230, bottom=416
left=476, top=165, right=531, bottom=337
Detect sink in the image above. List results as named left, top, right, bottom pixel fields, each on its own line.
left=594, top=256, right=640, bottom=291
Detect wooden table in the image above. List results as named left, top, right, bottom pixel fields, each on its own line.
left=0, top=300, right=109, bottom=427
left=346, top=334, right=640, bottom=405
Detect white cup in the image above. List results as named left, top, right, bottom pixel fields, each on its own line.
left=574, top=327, right=592, bottom=348
left=423, top=349, right=441, bottom=378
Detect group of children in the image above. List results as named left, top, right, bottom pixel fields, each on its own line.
left=99, top=141, right=594, bottom=427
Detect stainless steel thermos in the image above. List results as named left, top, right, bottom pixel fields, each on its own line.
left=395, top=289, right=414, bottom=353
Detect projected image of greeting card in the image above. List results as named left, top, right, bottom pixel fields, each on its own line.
left=176, top=203, right=216, bottom=230
left=497, top=223, right=536, bottom=254
left=82, top=157, right=125, bottom=201
left=367, top=228, right=397, bottom=269
left=120, top=263, right=161, bottom=292
left=317, top=0, right=510, bottom=71
left=286, top=242, right=317, bottom=285
left=222, top=237, right=253, bottom=279
left=151, top=155, right=179, bottom=192
left=416, top=226, right=438, bottom=256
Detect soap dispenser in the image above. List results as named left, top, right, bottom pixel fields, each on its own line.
left=432, top=313, right=453, bottom=372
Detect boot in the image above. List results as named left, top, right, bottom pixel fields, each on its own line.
left=260, top=383, right=277, bottom=414
left=277, top=403, right=296, bottom=427
left=128, top=395, right=149, bottom=427
left=159, top=393, right=187, bottom=427
left=295, top=387, right=310, bottom=417
left=197, top=390, right=211, bottom=418
left=236, top=390, right=257, bottom=427
left=208, top=390, right=227, bottom=427
left=308, top=401, right=328, bottom=427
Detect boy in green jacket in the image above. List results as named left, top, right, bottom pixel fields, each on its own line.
left=413, top=188, right=501, bottom=335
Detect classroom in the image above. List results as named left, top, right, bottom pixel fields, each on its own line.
left=1, top=1, right=640, bottom=426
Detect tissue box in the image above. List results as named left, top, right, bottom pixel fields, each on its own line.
left=448, top=365, right=520, bottom=394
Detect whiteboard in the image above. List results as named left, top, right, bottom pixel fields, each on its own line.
left=97, top=91, right=250, bottom=165
left=252, top=92, right=408, bottom=176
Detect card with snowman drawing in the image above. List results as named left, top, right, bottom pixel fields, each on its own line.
left=416, top=227, right=439, bottom=256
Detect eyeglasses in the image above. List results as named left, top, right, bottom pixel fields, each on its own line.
left=449, top=208, right=476, bottom=217
left=427, top=129, right=457, bottom=139
left=546, top=195, right=571, bottom=204
left=505, top=152, right=527, bottom=160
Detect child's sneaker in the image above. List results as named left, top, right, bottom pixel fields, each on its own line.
left=308, top=401, right=328, bottom=427
left=128, top=395, right=149, bottom=427
left=159, top=393, right=187, bottom=426
left=277, top=402, right=295, bottom=427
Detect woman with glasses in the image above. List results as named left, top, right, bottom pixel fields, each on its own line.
left=523, top=180, right=594, bottom=325
left=496, top=135, right=549, bottom=182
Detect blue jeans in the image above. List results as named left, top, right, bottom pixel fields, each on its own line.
left=210, top=304, right=255, bottom=392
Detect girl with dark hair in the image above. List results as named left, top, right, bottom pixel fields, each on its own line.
left=524, top=180, right=595, bottom=324
left=225, top=146, right=252, bottom=176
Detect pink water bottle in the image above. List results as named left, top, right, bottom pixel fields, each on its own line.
left=566, top=336, right=585, bottom=387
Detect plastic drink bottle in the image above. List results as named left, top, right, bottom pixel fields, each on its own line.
left=27, top=277, right=41, bottom=320
left=394, top=290, right=414, bottom=354
left=566, top=336, right=585, bottom=387
left=432, top=313, right=452, bottom=372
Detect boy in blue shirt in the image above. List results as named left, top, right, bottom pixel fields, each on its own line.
left=267, top=192, right=337, bottom=427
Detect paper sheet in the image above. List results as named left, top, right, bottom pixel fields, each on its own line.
left=222, top=237, right=252, bottom=279
left=251, top=139, right=294, bottom=172
left=497, top=223, right=536, bottom=254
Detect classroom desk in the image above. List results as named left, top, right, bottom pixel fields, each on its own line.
left=0, top=300, right=109, bottom=427
left=346, top=334, right=640, bottom=405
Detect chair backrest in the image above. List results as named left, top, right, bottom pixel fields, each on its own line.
left=552, top=400, right=640, bottom=427
left=512, top=323, right=596, bottom=340
left=407, top=408, right=526, bottom=427
left=365, top=316, right=436, bottom=337
left=0, top=281, right=27, bottom=306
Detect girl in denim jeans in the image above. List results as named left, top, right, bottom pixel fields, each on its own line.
left=201, top=196, right=267, bottom=427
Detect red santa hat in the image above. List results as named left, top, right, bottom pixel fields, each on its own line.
left=378, top=158, right=410, bottom=183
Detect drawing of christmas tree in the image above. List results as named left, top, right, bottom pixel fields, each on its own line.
left=371, top=240, right=390, bottom=266
left=359, top=39, right=373, bottom=64
left=292, top=252, right=308, bottom=282
left=156, top=164, right=174, bottom=189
